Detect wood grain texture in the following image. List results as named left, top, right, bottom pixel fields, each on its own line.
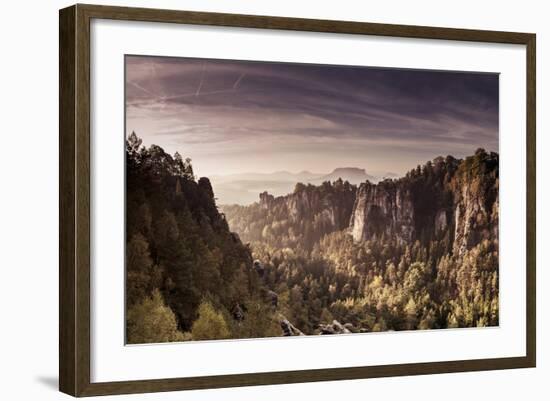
left=78, top=356, right=534, bottom=397
left=59, top=3, right=537, bottom=397
left=59, top=5, right=76, bottom=396
left=60, top=4, right=92, bottom=396
left=78, top=3, right=533, bottom=44
left=525, top=35, right=536, bottom=367
left=75, top=4, right=92, bottom=396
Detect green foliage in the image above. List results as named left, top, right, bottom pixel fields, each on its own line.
left=191, top=300, right=231, bottom=340
left=222, top=180, right=356, bottom=252
left=403, top=262, right=430, bottom=295
left=127, top=289, right=185, bottom=344
left=319, top=308, right=334, bottom=324
left=222, top=152, right=499, bottom=334
left=232, top=300, right=281, bottom=339
left=126, top=133, right=257, bottom=338
left=294, top=182, right=307, bottom=193
left=126, top=233, right=161, bottom=306
left=126, top=132, right=499, bottom=340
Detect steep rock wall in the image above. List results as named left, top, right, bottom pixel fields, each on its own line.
left=349, top=151, right=498, bottom=259
left=350, top=181, right=414, bottom=245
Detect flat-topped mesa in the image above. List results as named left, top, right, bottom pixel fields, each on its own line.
left=350, top=180, right=414, bottom=245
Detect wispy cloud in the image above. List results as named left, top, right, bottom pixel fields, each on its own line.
left=125, top=56, right=498, bottom=176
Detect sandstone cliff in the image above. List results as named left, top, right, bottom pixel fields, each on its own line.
left=348, top=150, right=498, bottom=258
left=223, top=180, right=356, bottom=250
left=350, top=180, right=414, bottom=245
left=223, top=149, right=498, bottom=259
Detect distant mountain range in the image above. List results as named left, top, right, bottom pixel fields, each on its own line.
left=210, top=167, right=398, bottom=205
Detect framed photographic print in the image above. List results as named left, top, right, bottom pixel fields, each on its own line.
left=59, top=4, right=536, bottom=397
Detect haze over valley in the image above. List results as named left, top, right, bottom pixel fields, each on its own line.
left=210, top=167, right=397, bottom=205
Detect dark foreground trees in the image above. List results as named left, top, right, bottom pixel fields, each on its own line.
left=126, top=132, right=277, bottom=343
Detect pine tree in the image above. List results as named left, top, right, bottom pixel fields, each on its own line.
left=127, top=289, right=185, bottom=344
left=126, top=233, right=159, bottom=306
left=191, top=300, right=231, bottom=340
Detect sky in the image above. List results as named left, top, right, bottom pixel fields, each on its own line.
left=125, top=55, right=499, bottom=177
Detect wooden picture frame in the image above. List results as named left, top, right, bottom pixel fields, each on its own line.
left=59, top=3, right=536, bottom=397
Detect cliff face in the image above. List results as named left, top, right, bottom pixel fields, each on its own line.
left=451, top=156, right=499, bottom=257
left=349, top=150, right=498, bottom=258
left=220, top=150, right=499, bottom=334
left=261, top=182, right=356, bottom=231
left=223, top=150, right=498, bottom=260
left=222, top=181, right=356, bottom=250
left=350, top=181, right=414, bottom=245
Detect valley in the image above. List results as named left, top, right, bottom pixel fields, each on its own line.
left=125, top=133, right=499, bottom=343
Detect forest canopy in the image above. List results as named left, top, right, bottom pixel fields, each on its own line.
left=125, top=132, right=499, bottom=343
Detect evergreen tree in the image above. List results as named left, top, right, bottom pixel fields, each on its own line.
left=191, top=300, right=231, bottom=340
left=127, top=289, right=185, bottom=344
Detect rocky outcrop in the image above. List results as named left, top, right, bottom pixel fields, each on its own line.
left=451, top=163, right=499, bottom=258
left=259, top=191, right=275, bottom=209
left=280, top=319, right=305, bottom=336
left=435, top=209, right=448, bottom=234
left=225, top=181, right=357, bottom=250
left=280, top=183, right=356, bottom=230
left=350, top=180, right=414, bottom=245
left=226, top=150, right=498, bottom=261
left=349, top=151, right=498, bottom=259
left=253, top=260, right=265, bottom=277
left=319, top=320, right=353, bottom=335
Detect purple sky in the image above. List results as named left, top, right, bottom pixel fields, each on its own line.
left=125, top=55, right=498, bottom=177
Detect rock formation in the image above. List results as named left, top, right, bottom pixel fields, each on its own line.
left=348, top=151, right=498, bottom=259
left=319, top=320, right=353, bottom=335
left=224, top=180, right=356, bottom=250
left=350, top=180, right=415, bottom=245
left=280, top=319, right=305, bottom=336
left=225, top=150, right=498, bottom=265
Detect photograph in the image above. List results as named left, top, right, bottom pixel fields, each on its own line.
left=124, top=55, right=499, bottom=344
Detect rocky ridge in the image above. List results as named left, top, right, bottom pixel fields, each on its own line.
left=224, top=149, right=499, bottom=260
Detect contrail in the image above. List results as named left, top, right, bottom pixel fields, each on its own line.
left=195, top=63, right=206, bottom=97
left=233, top=73, right=246, bottom=89
left=129, top=62, right=245, bottom=107
left=128, top=81, right=160, bottom=99
left=166, top=89, right=237, bottom=100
